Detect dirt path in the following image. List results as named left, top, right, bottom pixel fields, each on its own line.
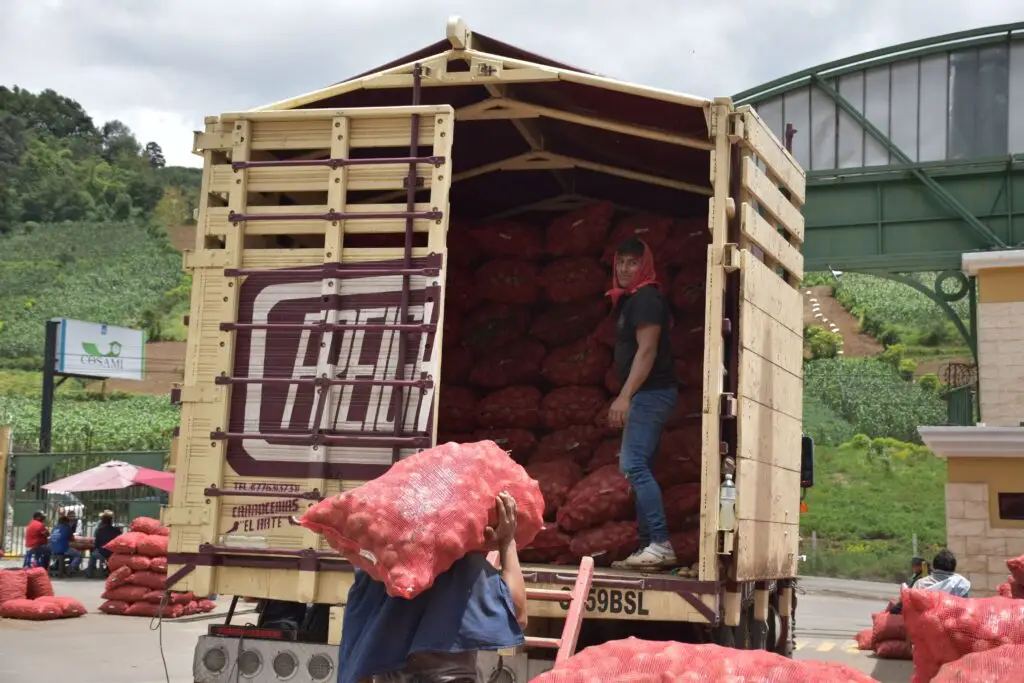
left=166, top=225, right=196, bottom=251
left=802, top=285, right=883, bottom=358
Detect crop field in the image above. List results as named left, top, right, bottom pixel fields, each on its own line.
left=0, top=221, right=183, bottom=361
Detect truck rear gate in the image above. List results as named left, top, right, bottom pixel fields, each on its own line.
left=168, top=17, right=806, bottom=680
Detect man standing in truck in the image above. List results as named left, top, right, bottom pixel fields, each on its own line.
left=607, top=237, right=678, bottom=569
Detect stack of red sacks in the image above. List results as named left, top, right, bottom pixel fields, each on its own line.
left=98, top=516, right=215, bottom=618
left=440, top=203, right=709, bottom=567
left=994, top=552, right=1024, bottom=599
left=854, top=604, right=912, bottom=660
left=0, top=566, right=87, bottom=620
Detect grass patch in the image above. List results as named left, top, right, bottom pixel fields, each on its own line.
left=800, top=441, right=946, bottom=582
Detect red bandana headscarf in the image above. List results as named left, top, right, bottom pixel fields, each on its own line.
left=606, top=239, right=661, bottom=307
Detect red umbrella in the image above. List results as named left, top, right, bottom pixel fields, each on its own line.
left=42, top=460, right=175, bottom=494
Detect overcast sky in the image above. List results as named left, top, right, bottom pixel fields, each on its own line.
left=2, top=0, right=1020, bottom=167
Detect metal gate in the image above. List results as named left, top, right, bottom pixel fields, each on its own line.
left=2, top=449, right=167, bottom=557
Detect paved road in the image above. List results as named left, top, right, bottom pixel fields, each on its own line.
left=0, top=574, right=911, bottom=682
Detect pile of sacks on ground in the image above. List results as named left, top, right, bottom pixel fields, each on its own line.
left=853, top=552, right=1024, bottom=682
left=438, top=202, right=709, bottom=569
left=99, top=516, right=215, bottom=619
left=0, top=566, right=87, bottom=620
left=854, top=606, right=912, bottom=660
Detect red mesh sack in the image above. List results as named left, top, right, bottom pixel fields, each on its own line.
left=470, top=221, right=544, bottom=260
left=1013, top=577, right=1024, bottom=599
left=542, top=339, right=611, bottom=387
left=138, top=534, right=169, bottom=558
left=674, top=357, right=703, bottom=390
left=299, top=440, right=544, bottom=599
left=545, top=202, right=613, bottom=257
left=443, top=311, right=462, bottom=347
left=530, top=298, right=608, bottom=347
left=102, top=585, right=150, bottom=602
left=462, top=304, right=530, bottom=351
left=671, top=264, right=706, bottom=291
left=526, top=525, right=573, bottom=550
left=106, top=554, right=132, bottom=571
left=473, top=428, right=537, bottom=463
left=670, top=322, right=703, bottom=357
left=657, top=218, right=708, bottom=267
left=440, top=346, right=472, bottom=385
left=130, top=517, right=164, bottom=535
left=658, top=426, right=702, bottom=462
left=601, top=214, right=673, bottom=264
left=446, top=220, right=480, bottom=268
left=469, top=339, right=546, bottom=388
left=99, top=600, right=129, bottom=615
left=143, top=589, right=165, bottom=605
left=474, top=260, right=540, bottom=305
left=533, top=426, right=608, bottom=466
left=127, top=570, right=168, bottom=590
left=126, top=601, right=184, bottom=618
left=903, top=587, right=1024, bottom=683
left=445, top=270, right=481, bottom=313
left=663, top=483, right=702, bottom=528
left=872, top=610, right=907, bottom=644
left=475, top=386, right=542, bottom=429
left=855, top=628, right=874, bottom=650
left=105, top=565, right=133, bottom=590
left=592, top=314, right=616, bottom=348
left=544, top=387, right=607, bottom=430
left=874, top=639, right=913, bottom=660
left=569, top=521, right=639, bottom=564
left=0, top=598, right=63, bottom=621
left=604, top=366, right=621, bottom=395
left=0, top=569, right=29, bottom=604
left=670, top=530, right=700, bottom=567
left=526, top=459, right=583, bottom=518
left=997, top=582, right=1013, bottom=597
left=587, top=439, right=620, bottom=472
left=1008, top=554, right=1024, bottom=584
left=518, top=547, right=563, bottom=563
left=170, top=591, right=195, bottom=605
left=556, top=465, right=633, bottom=532
left=666, top=394, right=702, bottom=430
left=182, top=601, right=199, bottom=616
left=541, top=257, right=608, bottom=304
left=25, top=567, right=54, bottom=599
left=128, top=555, right=153, bottom=572
left=671, top=278, right=705, bottom=310
left=933, top=644, right=1024, bottom=682
left=197, top=599, right=216, bottom=613
left=150, top=556, right=168, bottom=573
left=653, top=452, right=702, bottom=490
left=438, top=386, right=477, bottom=432
left=104, top=531, right=148, bottom=554
left=438, top=432, right=473, bottom=445
left=35, top=596, right=87, bottom=618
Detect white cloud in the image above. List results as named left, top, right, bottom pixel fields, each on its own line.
left=2, top=0, right=1021, bottom=168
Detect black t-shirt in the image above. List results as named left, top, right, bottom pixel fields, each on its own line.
left=614, top=285, right=677, bottom=392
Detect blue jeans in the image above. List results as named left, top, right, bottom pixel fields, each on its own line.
left=24, top=546, right=50, bottom=568
left=86, top=549, right=110, bottom=577
left=619, top=388, right=677, bottom=546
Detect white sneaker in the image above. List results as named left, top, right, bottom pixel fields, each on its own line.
left=623, top=542, right=677, bottom=568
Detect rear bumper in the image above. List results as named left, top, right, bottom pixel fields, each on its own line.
left=193, top=635, right=337, bottom=683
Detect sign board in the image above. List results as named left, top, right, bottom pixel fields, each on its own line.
left=54, top=318, right=145, bottom=381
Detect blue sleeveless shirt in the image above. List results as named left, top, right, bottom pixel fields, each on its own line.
left=337, top=553, right=525, bottom=683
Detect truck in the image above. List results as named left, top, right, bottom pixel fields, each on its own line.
left=164, top=17, right=811, bottom=683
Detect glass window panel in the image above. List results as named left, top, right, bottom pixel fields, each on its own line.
left=948, top=49, right=979, bottom=160
left=998, top=492, right=1024, bottom=521
left=837, top=72, right=865, bottom=168
left=783, top=87, right=811, bottom=169
left=755, top=97, right=784, bottom=143
left=890, top=60, right=920, bottom=160
left=976, top=44, right=1009, bottom=157
left=864, top=66, right=891, bottom=166
left=810, top=84, right=837, bottom=170
left=918, top=54, right=949, bottom=161
left=1008, top=42, right=1024, bottom=153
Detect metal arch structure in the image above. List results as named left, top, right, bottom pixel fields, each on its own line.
left=734, top=22, right=1024, bottom=358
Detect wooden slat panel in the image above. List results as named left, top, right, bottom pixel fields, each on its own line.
left=740, top=157, right=804, bottom=243
left=248, top=117, right=438, bottom=151
left=739, top=301, right=803, bottom=378
left=736, top=106, right=806, bottom=205
left=740, top=250, right=802, bottom=334
left=735, top=457, right=801, bottom=525
left=738, top=350, right=803, bottom=421
left=204, top=204, right=434, bottom=237
left=735, top=520, right=799, bottom=581
left=736, top=401, right=803, bottom=472
left=739, top=203, right=804, bottom=279
left=209, top=163, right=433, bottom=194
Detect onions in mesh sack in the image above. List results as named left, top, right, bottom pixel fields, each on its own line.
left=592, top=314, right=617, bottom=348
left=601, top=214, right=673, bottom=264
left=0, top=598, right=63, bottom=621
left=903, top=587, right=1024, bottom=683
left=440, top=346, right=472, bottom=385
left=670, top=529, right=700, bottom=567
left=462, top=304, right=530, bottom=351
left=542, top=339, right=611, bottom=387
left=545, top=202, right=613, bottom=257
left=475, top=386, right=542, bottom=430
left=532, top=426, right=608, bottom=466
left=0, top=570, right=28, bottom=604
left=35, top=596, right=87, bottom=618
left=657, top=218, right=708, bottom=267
left=587, top=439, right=621, bottom=472
left=1008, top=554, right=1024, bottom=584
left=474, top=260, right=541, bottom=305
left=855, top=628, right=874, bottom=650
left=541, top=257, right=608, bottom=304
left=569, top=521, right=639, bottom=565
left=604, top=366, right=622, bottom=395
left=932, top=643, right=1024, bottom=682
left=670, top=323, right=703, bottom=357
left=300, top=440, right=544, bottom=599
left=25, top=567, right=53, bottom=599
left=872, top=610, right=907, bottom=644
left=526, top=458, right=583, bottom=518
left=874, top=639, right=913, bottom=660
left=437, top=386, right=477, bottom=432
left=446, top=220, right=480, bottom=268
left=544, top=386, right=607, bottom=430
left=556, top=464, right=633, bottom=533
left=531, top=637, right=878, bottom=683
left=470, top=221, right=545, bottom=260
left=663, top=483, right=702, bottom=528
left=473, top=428, right=537, bottom=463
left=530, top=298, right=608, bottom=347
left=444, top=270, right=481, bottom=313
left=521, top=525, right=573, bottom=562
left=469, top=339, right=546, bottom=389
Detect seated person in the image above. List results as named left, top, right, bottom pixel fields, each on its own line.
left=889, top=549, right=969, bottom=614
left=907, top=556, right=930, bottom=589
left=87, top=510, right=122, bottom=578
left=338, top=492, right=528, bottom=683
left=49, top=515, right=83, bottom=572
left=23, top=511, right=51, bottom=569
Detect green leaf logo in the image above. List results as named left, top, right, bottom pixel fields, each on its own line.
left=82, top=341, right=123, bottom=358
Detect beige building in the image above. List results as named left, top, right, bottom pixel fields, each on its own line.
left=920, top=249, right=1024, bottom=596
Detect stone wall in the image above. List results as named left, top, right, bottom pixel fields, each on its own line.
left=945, top=482, right=1024, bottom=595
left=977, top=300, right=1024, bottom=427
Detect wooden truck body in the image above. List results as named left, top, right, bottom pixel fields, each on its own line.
left=167, top=18, right=807, bottom=683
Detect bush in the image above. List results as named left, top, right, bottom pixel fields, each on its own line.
left=918, top=373, right=941, bottom=394
left=805, top=324, right=842, bottom=359
left=898, top=358, right=917, bottom=381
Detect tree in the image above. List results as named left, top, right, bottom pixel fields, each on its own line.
left=145, top=141, right=165, bottom=168
left=100, top=120, right=140, bottom=163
